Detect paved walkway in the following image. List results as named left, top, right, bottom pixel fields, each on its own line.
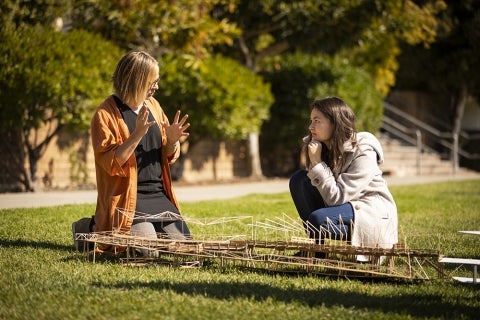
left=1, top=172, right=479, bottom=209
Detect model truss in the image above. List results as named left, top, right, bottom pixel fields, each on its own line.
left=75, top=209, right=444, bottom=281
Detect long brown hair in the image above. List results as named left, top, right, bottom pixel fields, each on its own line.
left=305, top=97, right=357, bottom=173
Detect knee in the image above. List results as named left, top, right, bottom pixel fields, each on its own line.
left=131, top=222, right=157, bottom=238
left=308, top=210, right=327, bottom=228
left=289, top=169, right=307, bottom=191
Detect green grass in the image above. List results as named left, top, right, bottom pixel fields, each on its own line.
left=1, top=180, right=479, bottom=320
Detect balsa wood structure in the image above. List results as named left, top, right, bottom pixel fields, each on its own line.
left=74, top=210, right=457, bottom=281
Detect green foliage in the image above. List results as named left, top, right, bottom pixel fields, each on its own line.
left=0, top=0, right=71, bottom=29
left=70, top=0, right=240, bottom=57
left=0, top=24, right=122, bottom=188
left=157, top=54, right=273, bottom=141
left=0, top=25, right=122, bottom=131
left=0, top=0, right=466, bottom=186
left=1, top=180, right=480, bottom=319
left=215, top=0, right=446, bottom=97
left=396, top=0, right=480, bottom=100
left=259, top=52, right=383, bottom=175
left=337, top=0, right=447, bottom=96
left=309, top=57, right=384, bottom=133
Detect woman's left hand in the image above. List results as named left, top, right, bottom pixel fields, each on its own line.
left=161, top=110, right=190, bottom=144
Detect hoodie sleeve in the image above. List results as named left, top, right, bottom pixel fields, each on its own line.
left=306, top=132, right=383, bottom=206
left=307, top=152, right=378, bottom=206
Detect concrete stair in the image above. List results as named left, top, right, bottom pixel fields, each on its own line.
left=378, top=135, right=462, bottom=177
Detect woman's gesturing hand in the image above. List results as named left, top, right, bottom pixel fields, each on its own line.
left=161, top=110, right=190, bottom=144
left=135, top=105, right=156, bottom=137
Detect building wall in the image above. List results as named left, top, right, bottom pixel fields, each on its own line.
left=31, top=130, right=250, bottom=191
left=387, top=90, right=480, bottom=131
left=463, top=95, right=480, bottom=130
left=386, top=90, right=480, bottom=171
left=33, top=131, right=95, bottom=190
left=8, top=90, right=478, bottom=191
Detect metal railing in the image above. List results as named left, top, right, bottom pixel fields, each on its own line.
left=382, top=102, right=480, bottom=175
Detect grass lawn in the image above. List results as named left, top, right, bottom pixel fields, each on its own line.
left=1, top=180, right=479, bottom=320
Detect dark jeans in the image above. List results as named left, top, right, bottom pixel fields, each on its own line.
left=289, top=170, right=354, bottom=242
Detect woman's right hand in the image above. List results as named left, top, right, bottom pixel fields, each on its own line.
left=134, top=105, right=156, bottom=137
left=307, top=140, right=322, bottom=169
left=114, top=105, right=156, bottom=167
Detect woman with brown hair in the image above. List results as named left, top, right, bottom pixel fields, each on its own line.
left=289, top=97, right=397, bottom=260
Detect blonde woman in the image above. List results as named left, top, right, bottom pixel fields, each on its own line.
left=73, top=51, right=191, bottom=253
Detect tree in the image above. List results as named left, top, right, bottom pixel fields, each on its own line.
left=211, top=0, right=446, bottom=176
left=69, top=0, right=275, bottom=177
left=214, top=0, right=445, bottom=94
left=70, top=0, right=240, bottom=58
left=0, top=0, right=71, bottom=28
left=335, top=0, right=447, bottom=96
left=156, top=53, right=273, bottom=178
left=69, top=0, right=446, bottom=179
left=0, top=25, right=122, bottom=191
left=0, top=0, right=452, bottom=188
left=156, top=54, right=273, bottom=141
left=394, top=0, right=480, bottom=169
left=260, top=52, right=383, bottom=176
left=69, top=0, right=277, bottom=179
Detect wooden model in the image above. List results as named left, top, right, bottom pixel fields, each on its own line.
left=74, top=209, right=456, bottom=281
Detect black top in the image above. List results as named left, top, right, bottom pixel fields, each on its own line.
left=114, top=95, right=164, bottom=194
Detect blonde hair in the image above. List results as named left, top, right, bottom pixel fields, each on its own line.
left=112, top=51, right=158, bottom=106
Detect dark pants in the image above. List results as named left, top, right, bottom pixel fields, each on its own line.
left=289, top=170, right=354, bottom=242
left=131, top=192, right=192, bottom=257
left=133, top=191, right=191, bottom=240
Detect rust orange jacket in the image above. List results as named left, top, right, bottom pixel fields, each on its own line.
left=90, top=95, right=180, bottom=239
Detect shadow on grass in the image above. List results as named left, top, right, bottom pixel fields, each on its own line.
left=97, top=278, right=478, bottom=319
left=3, top=235, right=476, bottom=318
left=0, top=238, right=72, bottom=251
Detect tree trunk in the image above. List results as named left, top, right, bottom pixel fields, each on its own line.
left=0, top=128, right=33, bottom=192
left=24, top=123, right=62, bottom=191
left=239, top=34, right=268, bottom=179
left=451, top=85, right=467, bottom=173
left=27, top=147, right=40, bottom=190
left=248, top=132, right=263, bottom=178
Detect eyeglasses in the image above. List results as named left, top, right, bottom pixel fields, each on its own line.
left=149, top=78, right=160, bottom=89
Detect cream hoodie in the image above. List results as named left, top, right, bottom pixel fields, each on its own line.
left=307, top=132, right=398, bottom=249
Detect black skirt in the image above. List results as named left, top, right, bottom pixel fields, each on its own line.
left=134, top=191, right=180, bottom=222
